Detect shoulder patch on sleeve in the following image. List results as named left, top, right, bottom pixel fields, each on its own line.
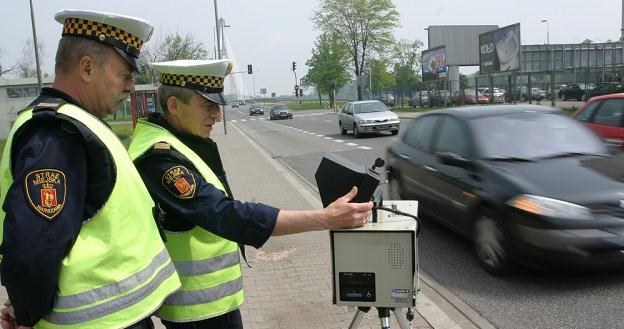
left=24, top=169, right=66, bottom=221
left=154, top=142, right=171, bottom=150
left=162, top=165, right=197, bottom=199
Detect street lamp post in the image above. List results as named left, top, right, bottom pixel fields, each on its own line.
left=542, top=19, right=555, bottom=106
left=213, top=0, right=227, bottom=134
left=29, top=0, right=43, bottom=92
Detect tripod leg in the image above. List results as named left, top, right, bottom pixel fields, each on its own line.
left=392, top=308, right=411, bottom=329
left=377, top=308, right=391, bottom=329
left=348, top=307, right=370, bottom=329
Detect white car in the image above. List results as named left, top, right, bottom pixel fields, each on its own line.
left=338, top=100, right=400, bottom=138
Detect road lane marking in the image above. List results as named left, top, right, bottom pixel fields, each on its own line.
left=334, top=140, right=344, bottom=143
left=357, top=146, right=373, bottom=150
left=346, top=143, right=358, bottom=146
left=324, top=137, right=333, bottom=140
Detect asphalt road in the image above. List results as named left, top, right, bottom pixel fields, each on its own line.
left=227, top=105, right=624, bottom=329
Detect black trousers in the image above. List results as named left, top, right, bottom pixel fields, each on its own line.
left=161, top=309, right=243, bottom=329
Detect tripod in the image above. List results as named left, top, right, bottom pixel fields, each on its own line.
left=347, top=306, right=413, bottom=329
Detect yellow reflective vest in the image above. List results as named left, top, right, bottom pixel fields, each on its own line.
left=128, top=118, right=243, bottom=322
left=0, top=104, right=181, bottom=329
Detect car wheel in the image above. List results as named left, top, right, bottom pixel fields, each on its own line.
left=270, top=115, right=273, bottom=120
left=339, top=122, right=347, bottom=135
left=353, top=124, right=360, bottom=138
left=391, top=130, right=399, bottom=136
left=473, top=210, right=511, bottom=274
left=581, top=94, right=587, bottom=102
left=289, top=115, right=293, bottom=119
left=561, top=94, right=566, bottom=101
left=387, top=174, right=403, bottom=200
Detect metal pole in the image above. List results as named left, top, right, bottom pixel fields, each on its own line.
left=369, top=57, right=372, bottom=100
left=213, top=0, right=226, bottom=134
left=29, top=0, right=43, bottom=91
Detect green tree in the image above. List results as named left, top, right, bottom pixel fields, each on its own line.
left=304, top=33, right=350, bottom=107
left=312, top=0, right=399, bottom=101
left=136, top=32, right=208, bottom=84
left=391, top=39, right=423, bottom=105
left=459, top=73, right=469, bottom=90
left=14, top=39, right=45, bottom=78
left=370, top=58, right=394, bottom=95
left=581, top=39, right=593, bottom=44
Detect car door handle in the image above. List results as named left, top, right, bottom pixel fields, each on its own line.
left=424, top=165, right=437, bottom=172
left=398, top=153, right=410, bottom=159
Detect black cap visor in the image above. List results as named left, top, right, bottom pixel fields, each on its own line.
left=114, top=47, right=140, bottom=72
left=196, top=91, right=227, bottom=105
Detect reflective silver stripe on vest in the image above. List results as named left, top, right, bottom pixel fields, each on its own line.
left=173, top=251, right=239, bottom=276
left=55, top=249, right=171, bottom=309
left=164, top=277, right=243, bottom=306
left=45, top=258, right=176, bottom=325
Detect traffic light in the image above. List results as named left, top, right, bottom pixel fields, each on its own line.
left=292, top=61, right=296, bottom=71
left=299, top=89, right=303, bottom=97
left=247, top=64, right=253, bottom=74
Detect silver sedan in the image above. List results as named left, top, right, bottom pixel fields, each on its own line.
left=338, top=100, right=400, bottom=138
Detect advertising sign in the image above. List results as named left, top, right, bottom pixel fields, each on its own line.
left=421, top=46, right=447, bottom=81
left=479, top=23, right=521, bottom=74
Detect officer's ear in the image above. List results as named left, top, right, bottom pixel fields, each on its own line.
left=78, top=56, right=96, bottom=82
left=167, top=96, right=181, bottom=115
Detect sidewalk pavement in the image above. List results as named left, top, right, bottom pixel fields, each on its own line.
left=201, top=120, right=455, bottom=329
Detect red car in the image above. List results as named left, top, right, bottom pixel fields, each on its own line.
left=572, top=93, right=624, bottom=150
left=452, top=89, right=489, bottom=106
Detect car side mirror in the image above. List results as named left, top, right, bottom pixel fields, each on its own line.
left=437, top=152, right=472, bottom=169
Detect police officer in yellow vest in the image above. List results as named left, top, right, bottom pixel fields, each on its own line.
left=127, top=60, right=373, bottom=329
left=0, top=10, right=181, bottom=329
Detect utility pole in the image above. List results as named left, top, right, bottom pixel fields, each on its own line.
left=213, top=0, right=226, bottom=134
left=29, top=0, right=43, bottom=91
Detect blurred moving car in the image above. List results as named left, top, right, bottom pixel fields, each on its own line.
left=231, top=103, right=239, bottom=108
left=452, top=89, right=489, bottom=106
left=269, top=104, right=293, bottom=120
left=385, top=105, right=624, bottom=273
left=338, top=100, right=399, bottom=138
left=249, top=104, right=264, bottom=116
left=573, top=93, right=624, bottom=151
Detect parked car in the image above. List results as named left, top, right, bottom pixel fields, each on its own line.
left=385, top=105, right=624, bottom=274
left=452, top=89, right=488, bottom=106
left=430, top=90, right=451, bottom=107
left=573, top=93, right=624, bottom=151
left=249, top=104, right=264, bottom=116
left=409, top=92, right=430, bottom=107
left=481, top=88, right=506, bottom=103
left=508, top=86, right=544, bottom=102
left=585, top=82, right=624, bottom=100
left=269, top=104, right=293, bottom=120
left=559, top=83, right=587, bottom=101
left=231, top=102, right=239, bottom=108
left=338, top=100, right=399, bottom=138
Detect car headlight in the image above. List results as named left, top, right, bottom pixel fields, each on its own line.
left=358, top=120, right=373, bottom=124
left=506, top=194, right=592, bottom=220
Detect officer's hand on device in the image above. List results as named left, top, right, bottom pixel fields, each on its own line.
left=0, top=301, right=30, bottom=329
left=323, top=186, right=373, bottom=229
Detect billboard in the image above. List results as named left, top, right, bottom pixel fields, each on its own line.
left=479, top=23, right=521, bottom=74
left=421, top=46, right=447, bottom=81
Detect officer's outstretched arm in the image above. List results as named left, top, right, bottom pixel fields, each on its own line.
left=272, top=186, right=373, bottom=236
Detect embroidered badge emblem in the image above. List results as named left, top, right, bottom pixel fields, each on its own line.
left=25, top=169, right=66, bottom=220
left=162, top=165, right=196, bottom=199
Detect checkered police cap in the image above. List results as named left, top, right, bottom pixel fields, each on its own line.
left=152, top=60, right=233, bottom=105
left=55, top=9, right=154, bottom=70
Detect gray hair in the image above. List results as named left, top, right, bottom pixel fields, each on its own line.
left=55, top=36, right=111, bottom=74
left=157, top=84, right=196, bottom=112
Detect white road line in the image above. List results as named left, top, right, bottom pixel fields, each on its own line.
left=357, top=146, right=373, bottom=150
left=240, top=119, right=247, bottom=122
left=324, top=120, right=332, bottom=123
left=324, top=137, right=333, bottom=140
left=346, top=143, right=358, bottom=146
left=302, top=131, right=308, bottom=133
left=315, top=134, right=324, bottom=137
left=334, top=140, right=344, bottom=143
left=231, top=120, right=238, bottom=123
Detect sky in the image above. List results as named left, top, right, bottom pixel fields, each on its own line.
left=0, top=0, right=621, bottom=97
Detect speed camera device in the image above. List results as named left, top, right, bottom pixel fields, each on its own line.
left=314, top=153, right=382, bottom=208
left=314, top=153, right=419, bottom=313
left=330, top=201, right=418, bottom=309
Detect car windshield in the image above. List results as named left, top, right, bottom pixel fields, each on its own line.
left=354, top=102, right=388, bottom=114
left=471, top=112, right=607, bottom=160
left=274, top=105, right=288, bottom=110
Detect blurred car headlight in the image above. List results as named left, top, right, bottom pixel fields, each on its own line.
left=358, top=119, right=375, bottom=124
left=506, top=194, right=592, bottom=220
